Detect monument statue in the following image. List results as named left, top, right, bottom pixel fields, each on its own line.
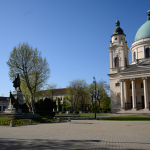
left=5, top=73, right=29, bottom=113
left=12, top=73, right=21, bottom=91
left=9, top=91, right=29, bottom=113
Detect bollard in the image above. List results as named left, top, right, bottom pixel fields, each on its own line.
left=29, top=119, right=32, bottom=125
left=57, top=118, right=60, bottom=123
left=10, top=121, right=14, bottom=127
left=45, top=119, right=48, bottom=123
left=68, top=117, right=71, bottom=122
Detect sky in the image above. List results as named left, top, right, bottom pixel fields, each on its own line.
left=0, top=0, right=149, bottom=97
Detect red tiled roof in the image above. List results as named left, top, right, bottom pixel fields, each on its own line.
left=0, top=97, right=10, bottom=101
left=37, top=88, right=67, bottom=95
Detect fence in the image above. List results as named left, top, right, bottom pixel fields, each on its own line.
left=125, top=103, right=132, bottom=110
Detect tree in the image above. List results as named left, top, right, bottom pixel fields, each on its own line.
left=66, top=79, right=89, bottom=111
left=7, top=43, right=50, bottom=113
left=89, top=79, right=110, bottom=112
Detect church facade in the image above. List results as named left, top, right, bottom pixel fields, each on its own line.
left=108, top=9, right=150, bottom=113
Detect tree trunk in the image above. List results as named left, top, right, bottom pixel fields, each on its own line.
left=31, top=95, right=36, bottom=113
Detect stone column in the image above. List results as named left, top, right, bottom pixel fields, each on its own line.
left=142, top=77, right=148, bottom=109
left=124, top=80, right=127, bottom=103
left=120, top=79, right=125, bottom=109
left=130, top=78, right=136, bottom=109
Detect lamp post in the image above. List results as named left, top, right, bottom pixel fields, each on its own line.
left=3, top=101, right=4, bottom=112
left=93, top=77, right=96, bottom=119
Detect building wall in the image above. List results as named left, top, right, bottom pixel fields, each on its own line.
left=0, top=101, right=9, bottom=111
left=110, top=76, right=121, bottom=112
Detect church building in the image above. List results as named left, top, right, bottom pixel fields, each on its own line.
left=108, top=8, right=150, bottom=113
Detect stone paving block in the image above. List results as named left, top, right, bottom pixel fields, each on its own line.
left=0, top=120, right=150, bottom=149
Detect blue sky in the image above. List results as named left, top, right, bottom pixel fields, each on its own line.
left=0, top=0, right=149, bottom=97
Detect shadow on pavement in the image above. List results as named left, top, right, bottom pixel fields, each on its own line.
left=0, top=138, right=147, bottom=150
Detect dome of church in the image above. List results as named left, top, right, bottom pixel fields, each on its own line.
left=134, top=21, right=150, bottom=41
left=113, top=27, right=124, bottom=34
left=112, top=18, right=125, bottom=35
left=134, top=8, right=150, bottom=42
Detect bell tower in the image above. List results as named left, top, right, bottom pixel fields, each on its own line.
left=109, top=18, right=129, bottom=74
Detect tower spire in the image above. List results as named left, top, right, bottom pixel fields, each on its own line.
left=115, top=17, right=120, bottom=27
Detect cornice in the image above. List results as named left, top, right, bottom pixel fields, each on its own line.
left=131, top=38, right=150, bottom=50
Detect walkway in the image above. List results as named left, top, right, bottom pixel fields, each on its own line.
left=0, top=120, right=150, bottom=149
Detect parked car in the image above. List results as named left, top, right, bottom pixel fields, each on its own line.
left=61, top=110, right=66, bottom=114
left=55, top=110, right=59, bottom=114
left=68, top=110, right=73, bottom=114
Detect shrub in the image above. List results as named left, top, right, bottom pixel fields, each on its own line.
left=76, top=110, right=79, bottom=114
left=73, top=110, right=79, bottom=114
left=66, top=106, right=71, bottom=110
left=62, top=106, right=66, bottom=111
left=35, top=98, right=56, bottom=112
left=36, top=111, right=55, bottom=117
left=84, top=110, right=89, bottom=113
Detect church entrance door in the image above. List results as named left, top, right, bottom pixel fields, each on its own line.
left=130, top=96, right=132, bottom=109
left=141, top=96, right=145, bottom=109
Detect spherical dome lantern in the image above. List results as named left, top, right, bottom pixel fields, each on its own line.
left=112, top=18, right=125, bottom=36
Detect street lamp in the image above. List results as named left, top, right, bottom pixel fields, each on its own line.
left=93, top=77, right=96, bottom=119
left=3, top=101, right=4, bottom=112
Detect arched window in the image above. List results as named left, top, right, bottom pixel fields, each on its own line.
left=125, top=58, right=127, bottom=67
left=133, top=52, right=136, bottom=61
left=115, top=57, right=119, bottom=67
left=146, top=48, right=150, bottom=58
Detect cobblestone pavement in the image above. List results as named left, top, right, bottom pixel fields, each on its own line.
left=0, top=120, right=150, bottom=150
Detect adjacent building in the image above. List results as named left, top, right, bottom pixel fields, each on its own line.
left=36, top=88, right=67, bottom=110
left=0, top=97, right=10, bottom=111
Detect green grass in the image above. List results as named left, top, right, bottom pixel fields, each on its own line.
left=86, top=115, right=150, bottom=121
left=0, top=117, right=58, bottom=126
left=55, top=113, right=109, bottom=118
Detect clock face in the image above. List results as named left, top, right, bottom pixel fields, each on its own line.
left=115, top=50, right=118, bottom=53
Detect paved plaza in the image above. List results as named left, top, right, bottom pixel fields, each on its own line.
left=0, top=120, right=150, bottom=150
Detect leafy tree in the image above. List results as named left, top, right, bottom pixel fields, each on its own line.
left=7, top=43, right=50, bottom=113
left=66, top=79, right=89, bottom=112
left=89, top=79, right=110, bottom=112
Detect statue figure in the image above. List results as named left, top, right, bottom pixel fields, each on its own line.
left=9, top=91, right=29, bottom=113
left=9, top=91, right=20, bottom=112
left=12, top=73, right=21, bottom=91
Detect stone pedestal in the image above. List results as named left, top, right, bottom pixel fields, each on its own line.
left=13, top=91, right=24, bottom=105
left=5, top=90, right=24, bottom=114
left=5, top=101, right=17, bottom=114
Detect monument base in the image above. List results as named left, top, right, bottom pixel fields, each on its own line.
left=13, top=91, right=24, bottom=105
left=5, top=108, right=17, bottom=114
left=5, top=101, right=17, bottom=113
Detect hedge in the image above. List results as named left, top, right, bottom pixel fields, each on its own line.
left=36, top=111, right=55, bottom=117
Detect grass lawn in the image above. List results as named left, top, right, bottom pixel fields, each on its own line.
left=0, top=117, right=59, bottom=126
left=55, top=113, right=109, bottom=118
left=87, top=115, right=150, bottom=121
